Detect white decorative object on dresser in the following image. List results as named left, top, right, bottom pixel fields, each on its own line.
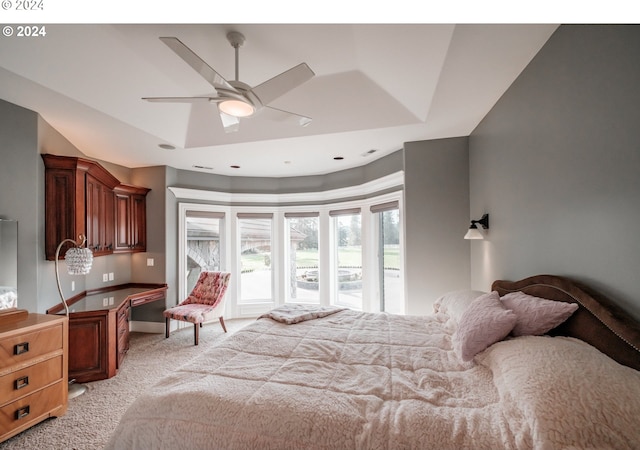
left=0, top=311, right=68, bottom=443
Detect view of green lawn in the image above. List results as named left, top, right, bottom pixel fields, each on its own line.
left=242, top=246, right=400, bottom=272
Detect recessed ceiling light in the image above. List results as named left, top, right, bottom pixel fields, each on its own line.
left=230, top=165, right=241, bottom=169
left=333, top=156, right=344, bottom=160
left=158, top=144, right=176, bottom=150
left=284, top=161, right=292, bottom=165
left=192, top=165, right=213, bottom=170
left=362, top=149, right=378, bottom=157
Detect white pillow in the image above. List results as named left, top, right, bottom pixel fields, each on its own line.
left=501, top=291, right=579, bottom=336
left=433, top=289, right=487, bottom=324
left=452, top=291, right=518, bottom=362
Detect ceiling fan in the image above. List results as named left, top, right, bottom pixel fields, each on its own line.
left=143, top=31, right=315, bottom=133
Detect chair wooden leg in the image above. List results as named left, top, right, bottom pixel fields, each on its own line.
left=165, top=318, right=170, bottom=339
left=219, top=316, right=227, bottom=333
left=194, top=323, right=199, bottom=345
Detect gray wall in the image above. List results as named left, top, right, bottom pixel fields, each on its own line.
left=403, top=137, right=470, bottom=315
left=174, top=150, right=403, bottom=195
left=0, top=100, right=40, bottom=312
left=469, top=24, right=640, bottom=320
left=129, top=165, right=176, bottom=322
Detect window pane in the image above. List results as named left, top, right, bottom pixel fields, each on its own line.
left=379, top=209, right=403, bottom=314
left=239, top=218, right=272, bottom=302
left=286, top=216, right=319, bottom=303
left=185, top=216, right=222, bottom=294
left=333, top=213, right=362, bottom=309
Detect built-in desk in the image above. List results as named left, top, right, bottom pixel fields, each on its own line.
left=47, top=283, right=167, bottom=383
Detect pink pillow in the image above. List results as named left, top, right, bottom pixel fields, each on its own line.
left=501, top=292, right=579, bottom=336
left=452, top=291, right=517, bottom=362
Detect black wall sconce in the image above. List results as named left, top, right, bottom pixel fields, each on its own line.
left=464, top=213, right=489, bottom=240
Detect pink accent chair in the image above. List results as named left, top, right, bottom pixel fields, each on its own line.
left=163, top=271, right=231, bottom=345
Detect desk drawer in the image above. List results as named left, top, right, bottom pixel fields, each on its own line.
left=130, top=290, right=165, bottom=306
left=0, top=356, right=63, bottom=405
left=0, top=324, right=63, bottom=367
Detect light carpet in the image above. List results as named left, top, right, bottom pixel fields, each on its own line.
left=0, top=318, right=255, bottom=450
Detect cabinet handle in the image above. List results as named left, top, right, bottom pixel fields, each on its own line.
left=15, top=405, right=30, bottom=420
left=14, top=342, right=29, bottom=355
left=14, top=376, right=29, bottom=390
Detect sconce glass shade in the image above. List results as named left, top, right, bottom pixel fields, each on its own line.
left=464, top=214, right=489, bottom=240
left=64, top=247, right=93, bottom=275
left=464, top=227, right=485, bottom=240
left=219, top=99, right=255, bottom=117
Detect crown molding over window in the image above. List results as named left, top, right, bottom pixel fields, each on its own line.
left=168, top=171, right=404, bottom=205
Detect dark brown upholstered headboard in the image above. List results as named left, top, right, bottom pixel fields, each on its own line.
left=492, top=274, right=640, bottom=371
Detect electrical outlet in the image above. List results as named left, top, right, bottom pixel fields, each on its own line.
left=108, top=272, right=114, bottom=281
left=103, top=297, right=108, bottom=306
left=147, top=258, right=154, bottom=267
left=71, top=281, right=75, bottom=291
left=108, top=297, right=114, bottom=305
left=103, top=273, right=108, bottom=282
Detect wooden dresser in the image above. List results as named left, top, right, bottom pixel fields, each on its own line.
left=0, top=311, right=68, bottom=443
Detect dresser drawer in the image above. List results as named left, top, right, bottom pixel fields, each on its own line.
left=0, top=355, right=63, bottom=405
left=0, top=381, right=65, bottom=440
left=0, top=324, right=63, bottom=367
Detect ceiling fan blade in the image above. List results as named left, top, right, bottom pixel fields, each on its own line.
left=263, top=105, right=312, bottom=127
left=159, top=37, right=236, bottom=92
left=219, top=111, right=240, bottom=133
left=142, top=96, right=219, bottom=103
left=251, top=63, right=315, bottom=106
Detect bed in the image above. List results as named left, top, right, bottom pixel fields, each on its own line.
left=105, top=274, right=640, bottom=449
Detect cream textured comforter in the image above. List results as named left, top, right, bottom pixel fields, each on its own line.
left=105, top=309, right=640, bottom=449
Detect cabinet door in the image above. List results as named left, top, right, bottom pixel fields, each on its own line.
left=103, top=186, right=115, bottom=252
left=86, top=175, right=114, bottom=256
left=44, top=168, right=83, bottom=260
left=114, top=193, right=131, bottom=252
left=131, top=194, right=147, bottom=251
left=113, top=191, right=147, bottom=253
left=85, top=175, right=100, bottom=253
left=68, top=314, right=111, bottom=383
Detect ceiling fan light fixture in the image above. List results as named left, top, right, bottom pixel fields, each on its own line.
left=218, top=99, right=255, bottom=118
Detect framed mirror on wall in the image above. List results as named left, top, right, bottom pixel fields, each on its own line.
left=0, top=219, right=18, bottom=310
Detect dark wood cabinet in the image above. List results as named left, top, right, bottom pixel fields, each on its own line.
left=42, top=154, right=149, bottom=260
left=86, top=174, right=116, bottom=255
left=47, top=284, right=167, bottom=382
left=114, top=184, right=150, bottom=253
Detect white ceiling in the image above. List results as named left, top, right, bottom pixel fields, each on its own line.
left=0, top=24, right=558, bottom=177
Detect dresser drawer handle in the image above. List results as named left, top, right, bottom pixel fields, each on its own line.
left=14, top=342, right=29, bottom=355
left=14, top=376, right=29, bottom=390
left=15, top=405, right=30, bottom=420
